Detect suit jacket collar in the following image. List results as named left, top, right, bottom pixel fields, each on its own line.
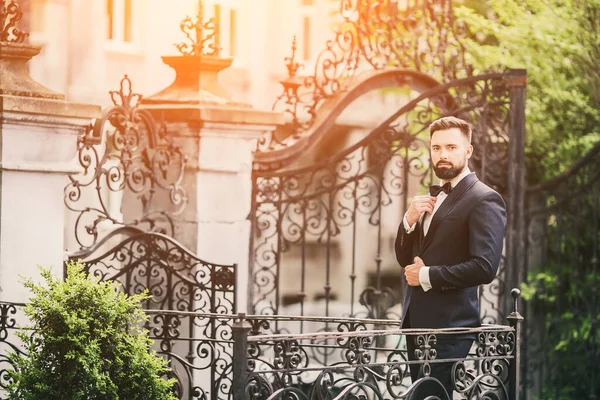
left=420, top=172, right=479, bottom=253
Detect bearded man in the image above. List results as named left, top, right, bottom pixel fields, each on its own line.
left=395, top=116, right=507, bottom=399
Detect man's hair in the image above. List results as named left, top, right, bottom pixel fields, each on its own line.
left=429, top=116, right=472, bottom=143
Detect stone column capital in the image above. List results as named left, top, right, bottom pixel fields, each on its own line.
left=144, top=55, right=235, bottom=104
left=0, top=41, right=63, bottom=99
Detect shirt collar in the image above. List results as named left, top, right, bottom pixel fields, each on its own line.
left=440, top=167, right=471, bottom=189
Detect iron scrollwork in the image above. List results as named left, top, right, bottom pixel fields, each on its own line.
left=0, top=0, right=29, bottom=43
left=175, top=0, right=220, bottom=57
left=267, top=0, right=474, bottom=150
left=73, top=228, right=236, bottom=315
left=243, top=325, right=517, bottom=400
left=65, top=75, right=188, bottom=249
left=0, top=302, right=27, bottom=398
left=139, top=311, right=236, bottom=399
left=1, top=306, right=520, bottom=399
left=68, top=227, right=236, bottom=400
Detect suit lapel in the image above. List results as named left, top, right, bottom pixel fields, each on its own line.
left=420, top=173, right=479, bottom=253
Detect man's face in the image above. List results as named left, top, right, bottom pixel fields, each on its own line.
left=430, top=127, right=473, bottom=180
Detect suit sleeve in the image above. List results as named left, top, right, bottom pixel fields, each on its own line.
left=395, top=221, right=417, bottom=268
left=428, top=191, right=507, bottom=290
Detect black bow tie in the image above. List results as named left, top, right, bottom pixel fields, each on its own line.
left=429, top=182, right=452, bottom=197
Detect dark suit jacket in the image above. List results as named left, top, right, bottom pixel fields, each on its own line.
left=394, top=172, right=507, bottom=330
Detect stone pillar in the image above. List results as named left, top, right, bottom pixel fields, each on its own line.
left=142, top=54, right=284, bottom=313
left=0, top=40, right=100, bottom=301
left=140, top=52, right=282, bottom=395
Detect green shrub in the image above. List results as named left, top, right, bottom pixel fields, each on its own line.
left=7, top=261, right=177, bottom=400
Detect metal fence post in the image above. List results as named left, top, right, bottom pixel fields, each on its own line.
left=232, top=312, right=251, bottom=399
left=507, top=288, right=524, bottom=400
left=505, top=68, right=527, bottom=316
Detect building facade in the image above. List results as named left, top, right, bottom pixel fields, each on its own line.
left=26, top=0, right=341, bottom=109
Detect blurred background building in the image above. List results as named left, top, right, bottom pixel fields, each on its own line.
left=15, top=0, right=413, bottom=315
left=24, top=0, right=339, bottom=108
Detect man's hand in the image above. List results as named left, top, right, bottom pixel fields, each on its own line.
left=405, top=256, right=425, bottom=287
left=405, top=195, right=437, bottom=226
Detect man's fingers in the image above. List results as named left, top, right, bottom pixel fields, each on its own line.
left=412, top=195, right=436, bottom=206
left=407, top=196, right=436, bottom=217
left=420, top=196, right=437, bottom=205
left=415, top=204, right=434, bottom=214
left=414, top=196, right=436, bottom=204
left=414, top=198, right=436, bottom=209
left=414, top=201, right=433, bottom=210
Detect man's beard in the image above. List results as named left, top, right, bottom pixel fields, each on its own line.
left=433, top=160, right=465, bottom=180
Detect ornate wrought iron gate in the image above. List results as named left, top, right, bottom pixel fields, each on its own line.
left=64, top=76, right=187, bottom=249
left=64, top=76, right=237, bottom=400
left=249, top=0, right=526, bottom=330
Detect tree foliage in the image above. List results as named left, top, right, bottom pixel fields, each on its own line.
left=7, top=261, right=177, bottom=400
left=457, top=0, right=600, bottom=182
left=455, top=2, right=600, bottom=398
left=519, top=184, right=600, bottom=399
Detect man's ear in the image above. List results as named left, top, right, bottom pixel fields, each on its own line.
left=466, top=144, right=473, bottom=160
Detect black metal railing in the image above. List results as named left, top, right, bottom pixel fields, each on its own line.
left=232, top=289, right=523, bottom=400
left=1, top=289, right=523, bottom=399
left=0, top=305, right=404, bottom=399
left=145, top=311, right=408, bottom=399
left=0, top=304, right=403, bottom=400
left=0, top=304, right=235, bottom=400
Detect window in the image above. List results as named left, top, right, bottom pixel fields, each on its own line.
left=30, top=0, right=46, bottom=34
left=124, top=0, right=132, bottom=42
left=106, top=0, right=133, bottom=43
left=299, top=0, right=315, bottom=61
left=302, top=16, right=311, bottom=60
left=214, top=4, right=221, bottom=51
left=208, top=2, right=238, bottom=57
left=229, top=9, right=237, bottom=57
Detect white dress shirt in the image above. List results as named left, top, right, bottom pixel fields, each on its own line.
left=403, top=168, right=472, bottom=292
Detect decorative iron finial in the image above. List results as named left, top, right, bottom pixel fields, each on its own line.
left=284, top=35, right=301, bottom=79
left=109, top=74, right=142, bottom=112
left=511, top=288, right=521, bottom=314
left=175, top=0, right=220, bottom=56
left=1, top=0, right=29, bottom=43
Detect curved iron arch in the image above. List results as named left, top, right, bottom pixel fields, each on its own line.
left=68, top=225, right=236, bottom=311
left=255, top=68, right=445, bottom=172
left=255, top=70, right=511, bottom=175
left=267, top=0, right=475, bottom=145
